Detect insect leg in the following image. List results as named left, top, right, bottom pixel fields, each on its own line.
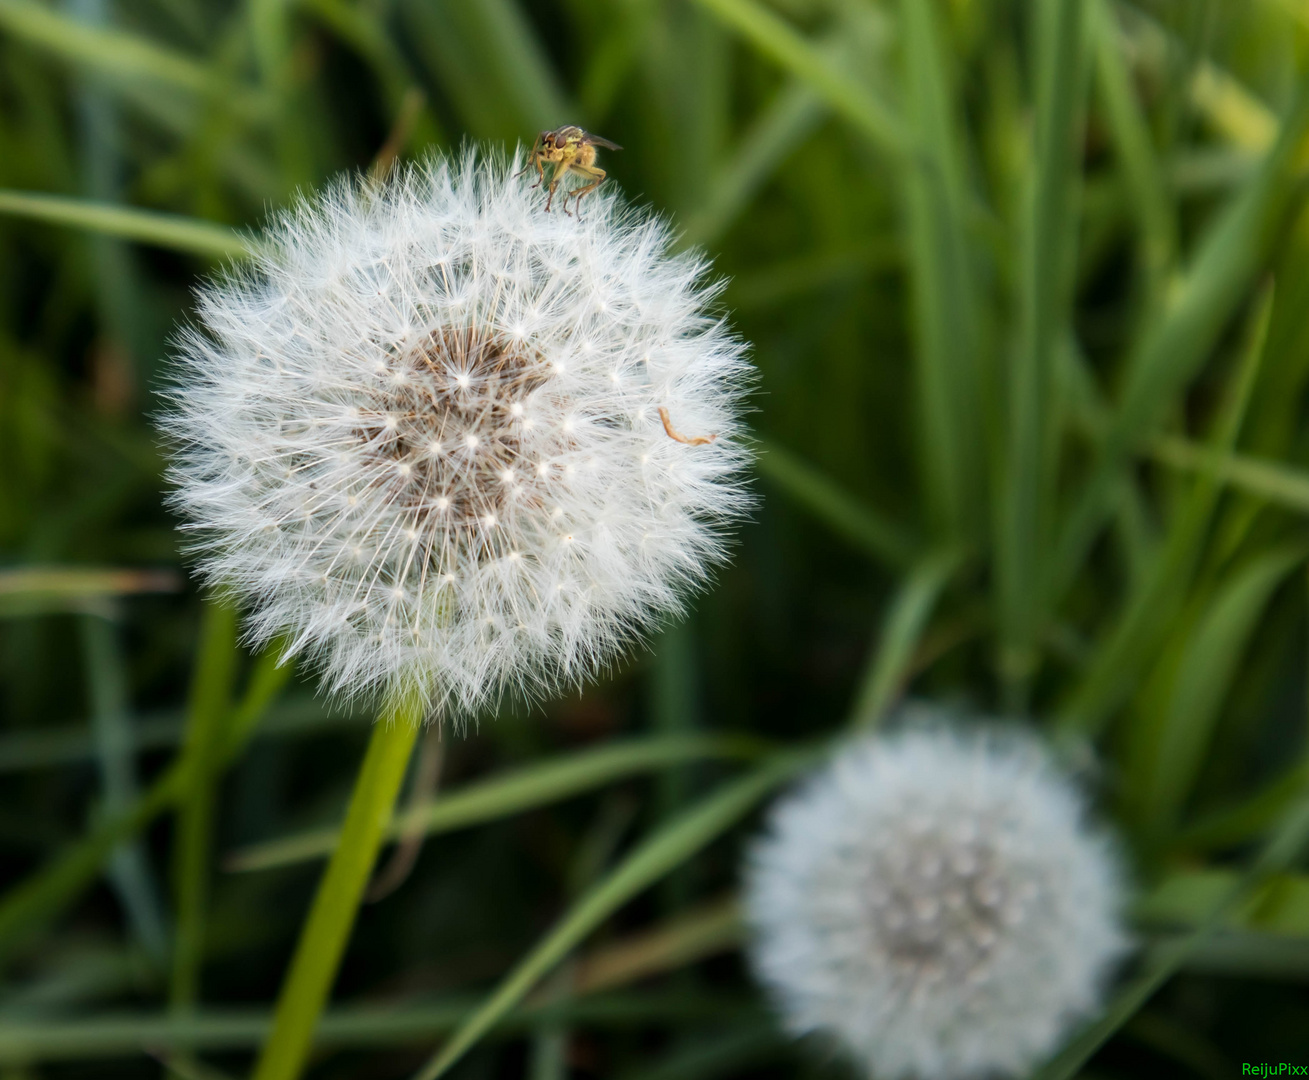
left=567, top=166, right=606, bottom=221
left=544, top=164, right=564, bottom=212
left=514, top=135, right=543, bottom=180
left=528, top=155, right=548, bottom=190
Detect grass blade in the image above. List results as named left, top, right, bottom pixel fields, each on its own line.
left=688, top=0, right=907, bottom=156
left=1189, top=63, right=1277, bottom=154
left=1183, top=931, right=1309, bottom=980
left=1090, top=0, right=1174, bottom=301
left=754, top=438, right=915, bottom=569
left=1124, top=545, right=1307, bottom=836
left=0, top=190, right=249, bottom=256
left=79, top=613, right=169, bottom=965
left=897, top=0, right=984, bottom=543
left=456, top=0, right=573, bottom=129
left=0, top=697, right=360, bottom=774
left=615, top=1025, right=781, bottom=1080
left=0, top=648, right=292, bottom=967
left=572, top=895, right=743, bottom=995
left=0, top=565, right=179, bottom=617
left=225, top=734, right=763, bottom=872
left=297, top=0, right=443, bottom=152
left=680, top=79, right=823, bottom=248
left=1057, top=284, right=1275, bottom=737
left=0, top=993, right=758, bottom=1062
left=1149, top=436, right=1309, bottom=514
left=0, top=0, right=203, bottom=90
left=1050, top=85, right=1309, bottom=607
left=1137, top=868, right=1309, bottom=935
left=0, top=0, right=266, bottom=117
left=171, top=601, right=239, bottom=1011
left=223, top=647, right=296, bottom=755
left=0, top=767, right=182, bottom=967
left=397, top=0, right=571, bottom=139
left=408, top=750, right=817, bottom=1080
left=996, top=0, right=1086, bottom=706
left=727, top=243, right=899, bottom=311
left=1174, top=757, right=1309, bottom=852
left=850, top=547, right=961, bottom=728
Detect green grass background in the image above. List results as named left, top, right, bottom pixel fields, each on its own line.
left=3, top=0, right=1309, bottom=1075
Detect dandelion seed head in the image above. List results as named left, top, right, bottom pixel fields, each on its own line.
left=744, top=714, right=1128, bottom=1080
left=163, top=149, right=752, bottom=718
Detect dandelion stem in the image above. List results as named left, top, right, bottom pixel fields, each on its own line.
left=365, top=723, right=444, bottom=902
left=252, top=685, right=424, bottom=1080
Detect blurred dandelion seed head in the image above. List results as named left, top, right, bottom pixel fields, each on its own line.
left=162, top=149, right=752, bottom=718
left=744, top=716, right=1128, bottom=1080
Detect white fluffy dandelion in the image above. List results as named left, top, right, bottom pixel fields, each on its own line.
left=744, top=717, right=1128, bottom=1080
left=163, top=150, right=751, bottom=716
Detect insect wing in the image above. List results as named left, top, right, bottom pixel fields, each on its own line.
left=580, top=132, right=622, bottom=151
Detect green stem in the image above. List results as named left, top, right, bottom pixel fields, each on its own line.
left=171, top=601, right=239, bottom=1010
left=252, top=685, right=424, bottom=1080
left=0, top=648, right=291, bottom=970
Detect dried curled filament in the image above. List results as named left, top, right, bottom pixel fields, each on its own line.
left=659, top=406, right=717, bottom=446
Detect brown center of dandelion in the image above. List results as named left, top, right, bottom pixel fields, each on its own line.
left=863, top=825, right=1040, bottom=991
left=352, top=326, right=557, bottom=563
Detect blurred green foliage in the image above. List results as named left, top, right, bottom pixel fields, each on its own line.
left=3, top=0, right=1309, bottom=1075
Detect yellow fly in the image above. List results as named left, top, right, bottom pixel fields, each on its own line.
left=518, top=126, right=622, bottom=219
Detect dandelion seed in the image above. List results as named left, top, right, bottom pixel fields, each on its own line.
left=163, top=149, right=751, bottom=718
left=744, top=712, right=1128, bottom=1080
